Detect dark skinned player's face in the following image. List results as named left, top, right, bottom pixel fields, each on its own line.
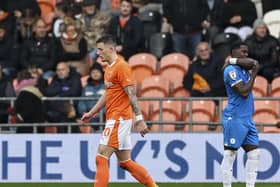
left=233, top=45, right=248, bottom=58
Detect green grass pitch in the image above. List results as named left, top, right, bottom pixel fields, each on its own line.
left=0, top=183, right=279, bottom=187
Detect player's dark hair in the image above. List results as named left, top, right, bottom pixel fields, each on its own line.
left=230, top=41, right=247, bottom=54
left=120, top=0, right=133, bottom=4
left=96, top=35, right=116, bottom=46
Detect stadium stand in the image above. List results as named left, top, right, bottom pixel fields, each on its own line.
left=183, top=100, right=216, bottom=132
left=263, top=9, right=280, bottom=39
left=270, top=76, right=280, bottom=96
left=139, top=75, right=170, bottom=97
left=149, top=100, right=182, bottom=132
left=253, top=75, right=269, bottom=97
left=128, top=53, right=158, bottom=84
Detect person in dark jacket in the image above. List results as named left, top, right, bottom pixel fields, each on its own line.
left=6, top=0, right=41, bottom=18
left=163, top=0, right=209, bottom=59
left=245, top=18, right=280, bottom=83
left=0, top=65, right=16, bottom=124
left=183, top=42, right=226, bottom=97
left=77, top=63, right=105, bottom=131
left=108, top=0, right=144, bottom=60
left=0, top=21, right=19, bottom=78
left=40, top=62, right=82, bottom=133
left=56, top=17, right=89, bottom=76
left=20, top=17, right=57, bottom=77
left=14, top=70, right=46, bottom=133
left=222, top=0, right=257, bottom=41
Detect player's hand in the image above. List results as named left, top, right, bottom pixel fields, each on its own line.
left=251, top=60, right=260, bottom=73
left=135, top=120, right=149, bottom=137
left=81, top=112, right=94, bottom=123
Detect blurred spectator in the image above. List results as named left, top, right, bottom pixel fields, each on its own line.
left=0, top=65, right=16, bottom=124
left=109, top=0, right=144, bottom=60
left=0, top=1, right=17, bottom=37
left=39, top=62, right=82, bottom=133
left=163, top=0, right=209, bottom=59
left=0, top=21, right=20, bottom=78
left=183, top=42, right=226, bottom=97
left=222, top=0, right=257, bottom=41
left=78, top=0, right=110, bottom=60
left=6, top=0, right=41, bottom=18
left=16, top=9, right=38, bottom=42
left=20, top=17, right=57, bottom=78
left=14, top=70, right=46, bottom=133
left=52, top=1, right=73, bottom=38
left=245, top=19, right=280, bottom=83
left=100, top=0, right=121, bottom=15
left=56, top=17, right=89, bottom=76
left=262, top=0, right=280, bottom=15
left=132, top=0, right=163, bottom=14
left=77, top=63, right=105, bottom=130
left=203, top=0, right=225, bottom=42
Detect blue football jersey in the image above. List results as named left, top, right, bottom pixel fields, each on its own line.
left=223, top=65, right=254, bottom=117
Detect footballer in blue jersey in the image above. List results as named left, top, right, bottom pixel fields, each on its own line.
left=221, top=42, right=260, bottom=187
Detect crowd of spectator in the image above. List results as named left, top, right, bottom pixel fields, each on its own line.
left=0, top=0, right=280, bottom=133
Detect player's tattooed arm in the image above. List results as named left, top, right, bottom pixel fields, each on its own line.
left=124, top=85, right=142, bottom=115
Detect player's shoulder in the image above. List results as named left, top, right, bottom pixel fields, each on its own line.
left=116, top=57, right=131, bottom=70
left=224, top=65, right=240, bottom=73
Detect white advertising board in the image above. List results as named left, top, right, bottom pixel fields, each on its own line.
left=0, top=133, right=279, bottom=182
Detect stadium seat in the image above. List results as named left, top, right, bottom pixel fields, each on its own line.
left=149, top=32, right=172, bottom=59
left=159, top=53, right=190, bottom=91
left=128, top=53, right=158, bottom=84
left=170, top=78, right=190, bottom=97
left=263, top=9, right=280, bottom=38
left=44, top=126, right=57, bottom=133
left=263, top=119, right=280, bottom=133
left=149, top=100, right=183, bottom=132
left=183, top=100, right=216, bottom=132
left=270, top=77, right=280, bottom=97
left=212, top=33, right=241, bottom=60
left=138, top=100, right=153, bottom=120
left=253, top=76, right=268, bottom=97
left=139, top=75, right=170, bottom=97
left=79, top=125, right=93, bottom=133
left=253, top=100, right=279, bottom=132
left=37, top=0, right=55, bottom=26
left=138, top=10, right=162, bottom=48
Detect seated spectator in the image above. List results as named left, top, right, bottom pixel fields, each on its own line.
left=222, top=0, right=257, bottom=41
left=14, top=70, right=46, bottom=133
left=77, top=63, right=105, bottom=131
left=52, top=1, right=73, bottom=38
left=6, top=0, right=41, bottom=19
left=163, top=0, right=209, bottom=60
left=203, top=0, right=225, bottom=42
left=245, top=18, right=280, bottom=83
left=39, top=62, right=82, bottom=133
left=20, top=17, right=57, bottom=79
left=56, top=17, right=89, bottom=76
left=183, top=42, right=226, bottom=97
left=0, top=21, right=19, bottom=78
left=100, top=0, right=121, bottom=16
left=0, top=65, right=16, bottom=124
left=109, top=0, right=144, bottom=60
left=78, top=0, right=111, bottom=60
left=16, top=9, right=38, bottom=42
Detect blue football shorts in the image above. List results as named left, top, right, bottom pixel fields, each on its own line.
left=222, top=115, right=259, bottom=149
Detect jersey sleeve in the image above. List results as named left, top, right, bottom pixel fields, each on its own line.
left=224, top=66, right=243, bottom=87
left=117, top=63, right=135, bottom=88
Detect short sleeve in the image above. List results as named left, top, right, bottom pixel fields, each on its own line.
left=224, top=66, right=243, bottom=87
left=117, top=63, right=135, bottom=88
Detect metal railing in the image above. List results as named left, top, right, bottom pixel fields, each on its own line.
left=0, top=96, right=279, bottom=133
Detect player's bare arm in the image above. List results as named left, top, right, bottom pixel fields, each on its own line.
left=124, top=85, right=142, bottom=115
left=81, top=93, right=106, bottom=122
left=124, top=85, right=149, bottom=137
left=233, top=61, right=260, bottom=97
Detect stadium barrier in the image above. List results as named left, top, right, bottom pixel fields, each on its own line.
left=0, top=97, right=280, bottom=133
